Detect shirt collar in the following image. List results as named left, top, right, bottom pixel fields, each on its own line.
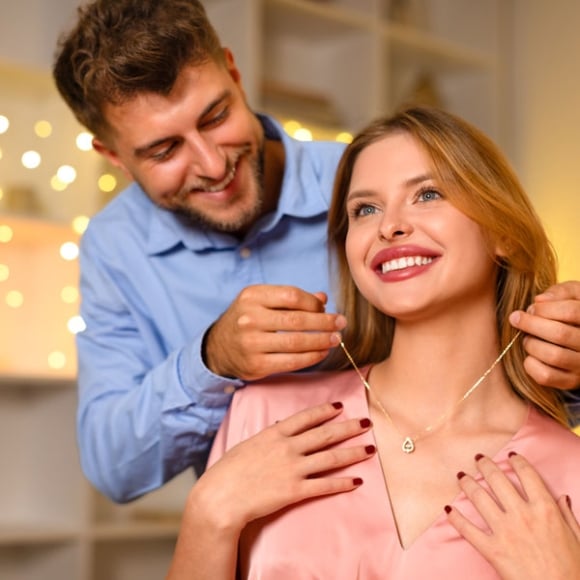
left=145, top=114, right=329, bottom=255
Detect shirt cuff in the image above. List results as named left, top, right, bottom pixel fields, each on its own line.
left=176, top=331, right=244, bottom=407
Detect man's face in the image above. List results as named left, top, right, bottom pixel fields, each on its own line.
left=93, top=51, right=266, bottom=235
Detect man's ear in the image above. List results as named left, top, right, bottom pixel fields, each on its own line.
left=92, top=138, right=132, bottom=181
left=223, top=47, right=242, bottom=85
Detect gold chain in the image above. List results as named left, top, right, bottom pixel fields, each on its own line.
left=340, top=331, right=521, bottom=454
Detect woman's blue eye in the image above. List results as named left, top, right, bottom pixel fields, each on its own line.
left=418, top=189, right=441, bottom=202
left=357, top=205, right=377, bottom=217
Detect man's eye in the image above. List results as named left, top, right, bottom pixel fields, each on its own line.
left=151, top=143, right=176, bottom=161
left=202, top=107, right=229, bottom=129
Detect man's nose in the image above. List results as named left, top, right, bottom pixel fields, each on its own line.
left=187, top=134, right=227, bottom=181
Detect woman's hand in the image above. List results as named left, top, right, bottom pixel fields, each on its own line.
left=196, top=400, right=375, bottom=531
left=446, top=452, right=580, bottom=580
left=167, top=401, right=375, bottom=580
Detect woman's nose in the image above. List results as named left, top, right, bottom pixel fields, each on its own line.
left=378, top=216, right=414, bottom=241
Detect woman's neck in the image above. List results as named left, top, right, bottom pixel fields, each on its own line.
left=368, top=311, right=524, bottom=432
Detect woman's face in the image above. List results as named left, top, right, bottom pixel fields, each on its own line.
left=344, top=132, right=499, bottom=322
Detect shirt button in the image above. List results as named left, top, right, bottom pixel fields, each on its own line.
left=240, top=247, right=251, bottom=259
left=224, top=385, right=236, bottom=395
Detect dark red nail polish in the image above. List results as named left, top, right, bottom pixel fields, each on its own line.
left=444, top=505, right=452, bottom=514
left=508, top=451, right=517, bottom=458
left=353, top=477, right=363, bottom=486
left=365, top=445, right=376, bottom=454
left=475, top=453, right=484, bottom=461
left=456, top=471, right=466, bottom=480
left=567, top=495, right=572, bottom=509
left=332, top=401, right=343, bottom=410
left=360, top=418, right=372, bottom=428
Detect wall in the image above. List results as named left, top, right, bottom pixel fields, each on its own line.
left=512, top=0, right=580, bottom=282
left=0, top=0, right=78, bottom=70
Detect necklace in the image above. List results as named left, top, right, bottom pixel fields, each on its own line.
left=339, top=331, right=521, bottom=454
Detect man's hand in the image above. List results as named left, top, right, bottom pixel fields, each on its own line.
left=204, top=285, right=346, bottom=380
left=509, top=280, right=580, bottom=390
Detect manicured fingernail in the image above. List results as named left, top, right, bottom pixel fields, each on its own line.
left=475, top=453, right=484, bottom=461
left=332, top=402, right=343, bottom=409
left=508, top=451, right=517, bottom=458
left=360, top=418, right=372, bottom=428
left=365, top=445, right=376, bottom=454
left=353, top=478, right=363, bottom=486
left=456, top=471, right=466, bottom=480
left=567, top=495, right=572, bottom=509
left=444, top=505, right=452, bottom=514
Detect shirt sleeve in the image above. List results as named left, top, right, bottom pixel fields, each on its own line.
left=564, top=389, right=580, bottom=427
left=76, top=235, right=243, bottom=503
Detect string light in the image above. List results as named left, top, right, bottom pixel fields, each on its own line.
left=21, top=150, right=41, bottom=169
left=60, top=241, right=79, bottom=261
left=34, top=120, right=53, bottom=138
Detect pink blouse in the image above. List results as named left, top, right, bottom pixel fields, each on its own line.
left=208, top=369, right=580, bottom=579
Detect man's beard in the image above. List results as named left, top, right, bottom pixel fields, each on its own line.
left=165, top=146, right=265, bottom=235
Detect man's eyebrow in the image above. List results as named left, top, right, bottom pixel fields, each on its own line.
left=133, top=90, right=231, bottom=158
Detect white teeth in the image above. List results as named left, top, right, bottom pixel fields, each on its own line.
left=201, top=164, right=237, bottom=193
left=381, top=256, right=433, bottom=273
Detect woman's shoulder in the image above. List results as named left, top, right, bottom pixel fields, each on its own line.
left=523, top=407, right=580, bottom=484
left=234, top=367, right=366, bottom=411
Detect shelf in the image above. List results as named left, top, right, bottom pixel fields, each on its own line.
left=267, top=0, right=374, bottom=32
left=0, top=374, right=76, bottom=389
left=387, top=22, right=494, bottom=71
left=0, top=524, right=79, bottom=546
left=91, top=521, right=180, bottom=542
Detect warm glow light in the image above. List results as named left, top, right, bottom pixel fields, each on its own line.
left=34, top=120, right=53, bottom=138
left=72, top=215, right=90, bottom=235
left=60, top=241, right=79, bottom=260
left=48, top=351, right=67, bottom=369
left=67, top=315, right=87, bottom=334
left=61, top=285, right=79, bottom=303
left=283, top=120, right=302, bottom=135
left=76, top=131, right=94, bottom=151
left=98, top=173, right=117, bottom=193
left=21, top=150, right=41, bottom=169
left=335, top=132, right=353, bottom=143
left=0, top=187, right=3, bottom=200
left=0, top=115, right=9, bottom=134
left=293, top=128, right=313, bottom=142
left=57, top=165, right=77, bottom=184
left=0, top=264, right=9, bottom=281
left=5, top=290, right=24, bottom=308
left=0, top=147, right=3, bottom=160
left=0, top=225, right=13, bottom=243
left=50, top=175, right=68, bottom=191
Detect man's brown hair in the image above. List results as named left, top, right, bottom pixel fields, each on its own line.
left=53, top=0, right=225, bottom=139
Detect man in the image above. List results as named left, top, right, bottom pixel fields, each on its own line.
left=53, top=0, right=580, bottom=503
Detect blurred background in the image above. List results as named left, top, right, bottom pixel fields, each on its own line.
left=0, top=1, right=578, bottom=579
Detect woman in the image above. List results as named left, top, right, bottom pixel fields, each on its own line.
left=167, top=107, right=580, bottom=579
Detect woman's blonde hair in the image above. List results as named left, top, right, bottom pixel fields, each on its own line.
left=326, top=106, right=568, bottom=425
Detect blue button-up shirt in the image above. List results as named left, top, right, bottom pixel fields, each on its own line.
left=76, top=115, right=347, bottom=502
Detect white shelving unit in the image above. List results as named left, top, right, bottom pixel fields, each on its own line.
left=207, top=0, right=506, bottom=142
left=0, top=1, right=508, bottom=578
